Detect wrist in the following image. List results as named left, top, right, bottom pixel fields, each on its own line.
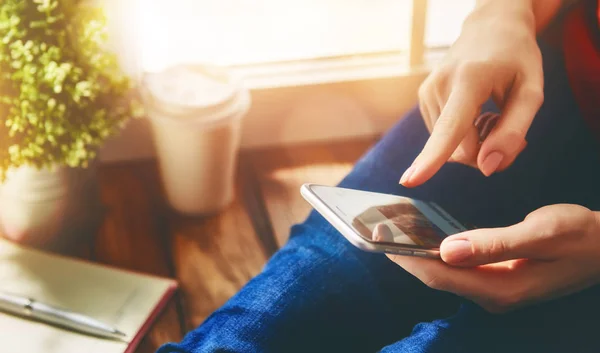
left=472, top=0, right=565, bottom=33
left=467, top=0, right=536, bottom=30
left=475, top=0, right=534, bottom=11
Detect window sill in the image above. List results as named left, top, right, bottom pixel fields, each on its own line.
left=232, top=48, right=445, bottom=89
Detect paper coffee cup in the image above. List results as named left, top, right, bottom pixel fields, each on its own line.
left=142, top=64, right=251, bottom=215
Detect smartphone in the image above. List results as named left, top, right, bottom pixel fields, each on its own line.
left=300, top=183, right=468, bottom=258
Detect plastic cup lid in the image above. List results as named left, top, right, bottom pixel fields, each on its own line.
left=141, top=64, right=249, bottom=124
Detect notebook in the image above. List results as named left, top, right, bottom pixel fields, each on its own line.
left=0, top=239, right=178, bottom=353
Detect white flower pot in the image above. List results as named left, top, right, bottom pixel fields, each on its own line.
left=0, top=164, right=102, bottom=250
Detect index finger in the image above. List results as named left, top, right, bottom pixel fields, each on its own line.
left=400, top=85, right=489, bottom=187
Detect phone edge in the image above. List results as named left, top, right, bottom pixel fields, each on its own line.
left=300, top=183, right=441, bottom=259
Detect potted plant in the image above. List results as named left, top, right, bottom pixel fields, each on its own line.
left=0, top=0, right=142, bottom=248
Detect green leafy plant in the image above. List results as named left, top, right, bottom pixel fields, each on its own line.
left=0, top=0, right=142, bottom=180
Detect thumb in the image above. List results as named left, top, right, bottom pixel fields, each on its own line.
left=440, top=221, right=542, bottom=266
left=477, top=81, right=543, bottom=176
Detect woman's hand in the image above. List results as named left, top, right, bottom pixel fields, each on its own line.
left=387, top=204, right=600, bottom=313
left=401, top=0, right=544, bottom=187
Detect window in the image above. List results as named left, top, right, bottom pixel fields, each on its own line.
left=106, top=0, right=474, bottom=74
left=99, top=0, right=476, bottom=161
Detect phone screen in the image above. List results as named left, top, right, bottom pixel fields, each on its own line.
left=310, top=185, right=466, bottom=248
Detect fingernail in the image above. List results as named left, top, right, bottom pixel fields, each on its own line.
left=481, top=151, right=503, bottom=177
left=443, top=239, right=472, bottom=263
left=399, top=165, right=416, bottom=185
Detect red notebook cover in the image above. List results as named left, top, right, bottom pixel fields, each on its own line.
left=125, top=281, right=178, bottom=353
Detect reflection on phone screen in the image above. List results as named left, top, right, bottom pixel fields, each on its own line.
left=352, top=201, right=445, bottom=247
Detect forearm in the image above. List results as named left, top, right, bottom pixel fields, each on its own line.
left=474, top=0, right=578, bottom=32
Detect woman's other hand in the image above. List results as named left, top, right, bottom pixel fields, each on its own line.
left=388, top=204, right=600, bottom=313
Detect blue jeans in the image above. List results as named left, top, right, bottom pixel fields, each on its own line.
left=158, top=42, right=600, bottom=353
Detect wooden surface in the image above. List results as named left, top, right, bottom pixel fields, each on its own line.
left=54, top=138, right=374, bottom=352
left=95, top=162, right=184, bottom=351
left=246, top=138, right=376, bottom=246
left=168, top=174, right=269, bottom=331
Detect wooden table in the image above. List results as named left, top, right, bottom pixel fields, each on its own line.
left=87, top=138, right=375, bottom=352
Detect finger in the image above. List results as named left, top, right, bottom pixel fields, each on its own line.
left=387, top=254, right=523, bottom=304
left=392, top=252, right=584, bottom=313
left=400, top=85, right=489, bottom=187
left=418, top=96, right=433, bottom=132
left=432, top=81, right=446, bottom=128
left=526, top=259, right=595, bottom=303
left=418, top=80, right=438, bottom=133
left=477, top=77, right=543, bottom=176
left=474, top=112, right=500, bottom=142
left=373, top=223, right=394, bottom=242
left=386, top=254, right=460, bottom=293
left=491, top=86, right=508, bottom=111
left=422, top=96, right=440, bottom=134
left=496, top=139, right=528, bottom=172
left=477, top=260, right=590, bottom=312
left=448, top=127, right=480, bottom=168
left=439, top=220, right=555, bottom=267
left=428, top=100, right=441, bottom=134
